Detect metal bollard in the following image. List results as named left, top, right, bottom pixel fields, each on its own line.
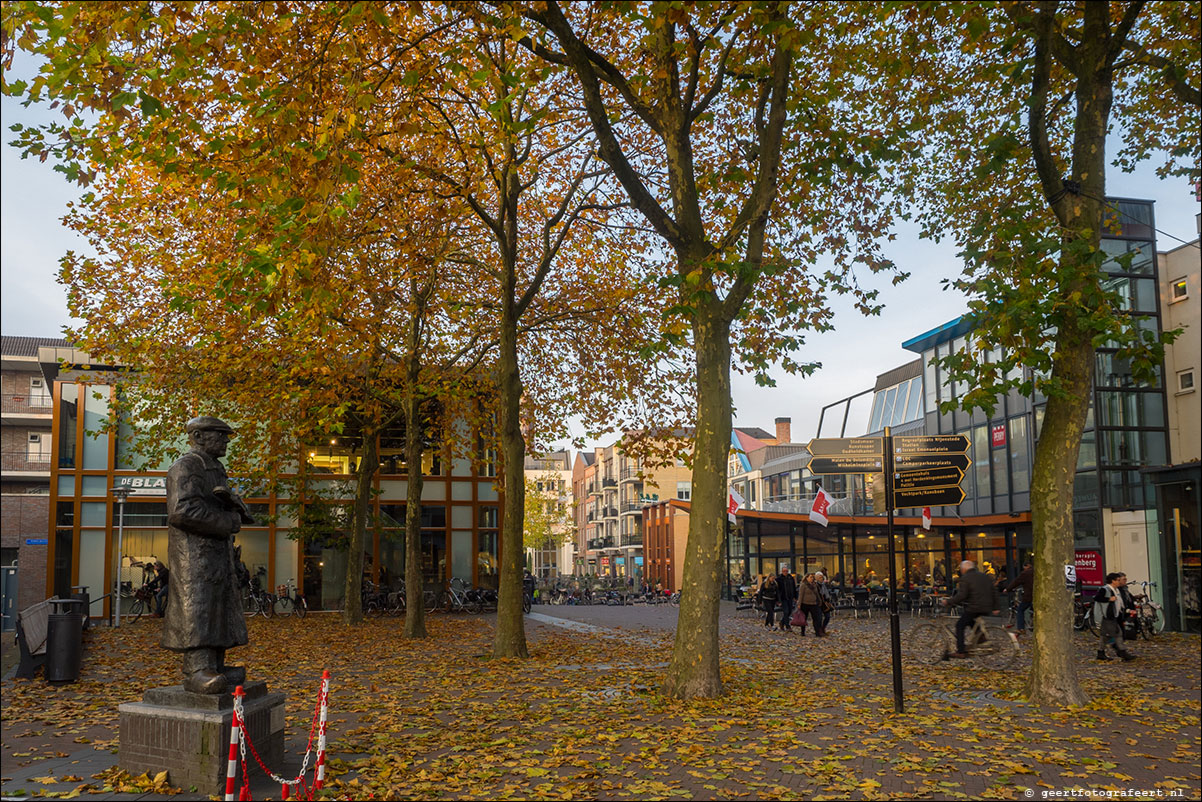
left=46, top=598, right=84, bottom=684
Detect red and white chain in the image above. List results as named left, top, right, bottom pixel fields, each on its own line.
left=233, top=693, right=319, bottom=788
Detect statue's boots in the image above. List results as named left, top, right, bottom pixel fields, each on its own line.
left=222, top=665, right=247, bottom=686
left=182, top=648, right=229, bottom=694
left=184, top=669, right=229, bottom=695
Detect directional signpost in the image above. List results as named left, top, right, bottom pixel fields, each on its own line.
left=892, top=435, right=971, bottom=508
left=805, top=431, right=972, bottom=714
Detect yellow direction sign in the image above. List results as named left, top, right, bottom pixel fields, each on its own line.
left=808, top=437, right=884, bottom=457
left=895, top=485, right=967, bottom=507
left=893, top=466, right=965, bottom=491
left=894, top=434, right=970, bottom=455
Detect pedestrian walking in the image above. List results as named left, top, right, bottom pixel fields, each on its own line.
left=1095, top=572, right=1136, bottom=661
left=757, top=574, right=779, bottom=629
left=797, top=573, right=826, bottom=636
left=815, top=572, right=833, bottom=634
left=776, top=566, right=797, bottom=631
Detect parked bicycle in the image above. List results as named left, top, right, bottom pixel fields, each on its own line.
left=243, top=567, right=275, bottom=618
left=908, top=615, right=1021, bottom=670
left=125, top=582, right=156, bottom=621
left=1127, top=581, right=1165, bottom=639
left=439, top=577, right=481, bottom=613
left=272, top=578, right=308, bottom=618
left=1072, top=591, right=1098, bottom=634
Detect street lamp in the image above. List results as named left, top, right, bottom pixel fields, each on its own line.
left=111, top=485, right=132, bottom=628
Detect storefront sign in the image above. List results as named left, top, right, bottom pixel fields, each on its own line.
left=24, top=538, right=48, bottom=545
left=616, top=557, right=625, bottom=565
left=114, top=476, right=167, bottom=496
left=991, top=424, right=1007, bottom=448
left=601, top=558, right=610, bottom=566
left=1074, top=549, right=1104, bottom=586
left=634, top=557, right=644, bottom=566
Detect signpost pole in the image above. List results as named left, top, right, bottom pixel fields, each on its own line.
left=884, top=426, right=904, bottom=714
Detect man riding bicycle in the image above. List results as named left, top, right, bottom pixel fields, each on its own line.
left=940, top=560, right=1000, bottom=659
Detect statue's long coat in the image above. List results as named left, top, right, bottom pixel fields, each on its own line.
left=161, top=449, right=249, bottom=652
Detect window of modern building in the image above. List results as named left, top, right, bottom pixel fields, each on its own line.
left=868, top=391, right=884, bottom=433
left=1009, top=417, right=1030, bottom=495
left=1098, top=390, right=1166, bottom=428
left=1099, top=237, right=1154, bottom=274
left=1178, top=369, right=1195, bottom=393
left=903, top=376, right=923, bottom=422
left=923, top=349, right=937, bottom=412
left=1095, top=352, right=1162, bottom=389
left=1170, top=278, right=1188, bottom=302
left=972, top=425, right=989, bottom=503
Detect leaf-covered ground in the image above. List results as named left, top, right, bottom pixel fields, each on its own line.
left=2, top=607, right=1199, bottom=800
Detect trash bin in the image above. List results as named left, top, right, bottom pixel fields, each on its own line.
left=71, top=585, right=90, bottom=630
left=46, top=598, right=84, bottom=684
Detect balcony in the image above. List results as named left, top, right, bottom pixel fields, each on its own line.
left=587, top=511, right=596, bottom=522
left=587, top=482, right=600, bottom=497
left=2, top=450, right=52, bottom=476
left=620, top=502, right=642, bottom=514
left=1, top=393, right=53, bottom=412
left=602, top=506, right=618, bottom=519
left=602, top=477, right=617, bottom=488
left=620, top=467, right=643, bottom=482
left=2, top=393, right=54, bottom=426
left=620, top=534, right=643, bottom=547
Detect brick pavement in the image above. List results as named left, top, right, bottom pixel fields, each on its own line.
left=2, top=603, right=1199, bottom=801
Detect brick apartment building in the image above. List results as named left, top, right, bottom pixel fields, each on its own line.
left=1, top=335, right=68, bottom=626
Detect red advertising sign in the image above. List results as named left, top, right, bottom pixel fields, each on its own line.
left=1074, top=549, right=1104, bottom=587
left=991, top=423, right=1007, bottom=448
left=601, top=557, right=610, bottom=566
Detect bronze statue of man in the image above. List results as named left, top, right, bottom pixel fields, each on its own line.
left=162, top=416, right=254, bottom=694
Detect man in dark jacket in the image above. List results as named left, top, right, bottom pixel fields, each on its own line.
left=941, top=560, right=999, bottom=658
left=776, top=566, right=798, bottom=632
left=163, top=416, right=254, bottom=694
left=1005, top=561, right=1034, bottom=634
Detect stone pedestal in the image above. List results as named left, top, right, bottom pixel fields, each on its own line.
left=119, top=680, right=285, bottom=796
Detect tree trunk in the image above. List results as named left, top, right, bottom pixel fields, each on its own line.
left=493, top=305, right=529, bottom=658
left=661, top=303, right=731, bottom=699
left=402, top=393, right=427, bottom=639
left=1026, top=7, right=1114, bottom=706
left=342, top=425, right=378, bottom=625
left=1027, top=329, right=1092, bottom=707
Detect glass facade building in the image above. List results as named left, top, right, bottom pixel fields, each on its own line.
left=42, top=362, right=506, bottom=617
left=722, top=198, right=1191, bottom=628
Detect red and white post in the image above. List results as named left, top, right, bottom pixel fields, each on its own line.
left=313, top=670, right=331, bottom=792
left=224, top=686, right=245, bottom=802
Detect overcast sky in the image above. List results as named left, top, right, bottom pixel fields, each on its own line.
left=3, top=57, right=1198, bottom=452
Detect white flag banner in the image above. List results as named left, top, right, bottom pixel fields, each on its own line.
left=728, top=488, right=745, bottom=523
left=809, top=486, right=832, bottom=528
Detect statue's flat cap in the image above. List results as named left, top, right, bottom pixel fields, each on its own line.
left=186, top=416, right=235, bottom=435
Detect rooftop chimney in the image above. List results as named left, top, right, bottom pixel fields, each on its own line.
left=774, top=417, right=792, bottom=444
